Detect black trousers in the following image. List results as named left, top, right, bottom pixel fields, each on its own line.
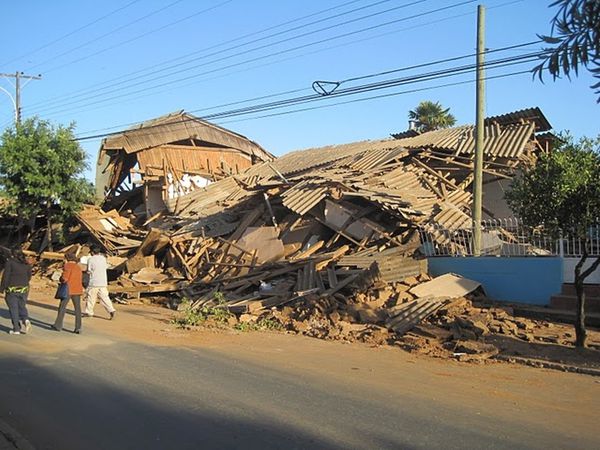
left=5, top=291, right=29, bottom=332
left=54, top=295, right=82, bottom=331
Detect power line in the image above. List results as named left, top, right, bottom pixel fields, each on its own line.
left=41, top=0, right=235, bottom=75
left=0, top=0, right=143, bottom=67
left=25, top=0, right=386, bottom=110
left=218, top=70, right=533, bottom=125
left=0, top=72, right=42, bottom=125
left=25, top=0, right=188, bottom=71
left=196, top=52, right=544, bottom=121
left=34, top=0, right=476, bottom=117
left=73, top=47, right=546, bottom=139
left=73, top=50, right=545, bottom=142
left=47, top=0, right=523, bottom=126
left=32, top=0, right=425, bottom=113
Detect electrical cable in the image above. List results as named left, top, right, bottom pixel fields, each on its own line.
left=25, top=0, right=188, bottom=71
left=39, top=0, right=526, bottom=124
left=26, top=0, right=394, bottom=110
left=217, top=70, right=532, bottom=125
left=42, top=1, right=236, bottom=75
left=34, top=0, right=477, bottom=117
left=0, top=0, right=143, bottom=67
left=73, top=51, right=545, bottom=141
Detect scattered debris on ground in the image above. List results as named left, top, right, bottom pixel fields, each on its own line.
left=4, top=108, right=600, bottom=373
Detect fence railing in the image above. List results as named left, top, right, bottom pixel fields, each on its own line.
left=419, top=218, right=600, bottom=257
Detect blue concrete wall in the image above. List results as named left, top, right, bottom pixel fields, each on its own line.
left=427, top=257, right=563, bottom=305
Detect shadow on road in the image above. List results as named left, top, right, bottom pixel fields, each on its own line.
left=0, top=353, right=373, bottom=450
left=0, top=340, right=592, bottom=449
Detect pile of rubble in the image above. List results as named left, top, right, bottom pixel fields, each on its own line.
left=15, top=109, right=561, bottom=355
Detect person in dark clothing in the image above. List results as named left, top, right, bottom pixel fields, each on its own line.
left=0, top=249, right=32, bottom=335
left=52, top=252, right=83, bottom=334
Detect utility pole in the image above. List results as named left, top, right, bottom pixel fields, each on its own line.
left=0, top=71, right=42, bottom=125
left=472, top=4, right=485, bottom=256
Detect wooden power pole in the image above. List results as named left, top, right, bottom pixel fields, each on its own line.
left=472, top=4, right=485, bottom=256
left=0, top=71, right=42, bottom=125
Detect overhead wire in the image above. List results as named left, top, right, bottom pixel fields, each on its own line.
left=25, top=0, right=188, bottom=71
left=25, top=0, right=391, bottom=110
left=219, top=70, right=533, bottom=125
left=47, top=0, right=526, bottom=128
left=73, top=49, right=547, bottom=141
left=77, top=41, right=546, bottom=136
left=32, top=0, right=428, bottom=114
left=34, top=0, right=477, bottom=118
left=41, top=0, right=236, bottom=75
left=195, top=51, right=546, bottom=121
left=0, top=0, right=143, bottom=67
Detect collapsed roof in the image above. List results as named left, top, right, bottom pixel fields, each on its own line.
left=95, top=111, right=274, bottom=215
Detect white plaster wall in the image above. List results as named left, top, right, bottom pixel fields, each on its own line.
left=563, top=257, right=600, bottom=284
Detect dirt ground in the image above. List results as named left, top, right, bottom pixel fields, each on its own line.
left=25, top=275, right=600, bottom=375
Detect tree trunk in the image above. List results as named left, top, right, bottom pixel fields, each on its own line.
left=573, top=249, right=600, bottom=348
left=574, top=270, right=587, bottom=348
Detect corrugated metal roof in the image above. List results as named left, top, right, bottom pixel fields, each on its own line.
left=240, top=139, right=398, bottom=184
left=101, top=111, right=273, bottom=162
left=392, top=122, right=535, bottom=158
left=281, top=180, right=329, bottom=216
left=485, top=107, right=551, bottom=132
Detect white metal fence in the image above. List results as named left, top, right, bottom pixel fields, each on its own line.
left=419, top=218, right=600, bottom=257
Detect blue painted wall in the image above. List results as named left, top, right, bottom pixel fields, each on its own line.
left=427, top=257, right=563, bottom=305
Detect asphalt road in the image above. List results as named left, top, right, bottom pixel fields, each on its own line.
left=0, top=292, right=598, bottom=450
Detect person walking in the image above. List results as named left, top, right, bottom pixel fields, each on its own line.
left=52, top=253, right=83, bottom=334
left=0, top=249, right=32, bottom=335
left=84, top=247, right=116, bottom=319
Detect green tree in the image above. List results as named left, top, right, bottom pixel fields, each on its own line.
left=408, top=101, right=456, bottom=132
left=505, top=134, right=600, bottom=347
left=0, top=117, right=93, bottom=249
left=534, top=0, right=600, bottom=102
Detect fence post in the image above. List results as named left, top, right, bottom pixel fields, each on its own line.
left=559, top=231, right=564, bottom=258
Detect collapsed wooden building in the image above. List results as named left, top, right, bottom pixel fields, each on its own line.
left=95, top=111, right=274, bottom=217
left=74, top=107, right=553, bottom=315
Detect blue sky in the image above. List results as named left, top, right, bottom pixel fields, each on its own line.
left=0, top=0, right=598, bottom=180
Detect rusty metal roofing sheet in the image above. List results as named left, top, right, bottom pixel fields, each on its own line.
left=393, top=122, right=535, bottom=158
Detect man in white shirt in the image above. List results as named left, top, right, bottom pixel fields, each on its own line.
left=84, top=247, right=116, bottom=319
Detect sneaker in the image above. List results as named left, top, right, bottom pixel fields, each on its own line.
left=74, top=329, right=81, bottom=334
left=22, top=320, right=31, bottom=334
left=51, top=325, right=61, bottom=332
left=83, top=313, right=93, bottom=318
left=109, top=311, right=116, bottom=320
left=8, top=330, right=20, bottom=335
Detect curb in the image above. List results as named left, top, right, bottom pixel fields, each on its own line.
left=495, top=354, right=600, bottom=377
left=0, top=418, right=35, bottom=450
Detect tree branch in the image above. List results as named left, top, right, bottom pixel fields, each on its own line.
left=581, top=255, right=600, bottom=280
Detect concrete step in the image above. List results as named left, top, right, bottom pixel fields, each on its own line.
left=561, top=283, right=600, bottom=296
left=512, top=305, right=600, bottom=328
left=550, top=294, right=600, bottom=313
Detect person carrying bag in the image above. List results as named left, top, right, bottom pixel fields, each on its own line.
left=52, top=253, right=83, bottom=334
left=0, top=249, right=33, bottom=335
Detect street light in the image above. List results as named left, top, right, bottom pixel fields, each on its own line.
left=0, top=85, right=17, bottom=124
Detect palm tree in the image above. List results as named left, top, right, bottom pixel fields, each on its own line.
left=408, top=101, right=456, bottom=132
